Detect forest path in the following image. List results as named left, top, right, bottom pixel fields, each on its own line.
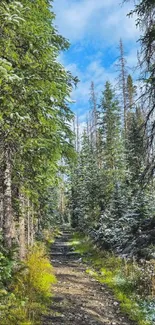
left=43, top=230, right=135, bottom=325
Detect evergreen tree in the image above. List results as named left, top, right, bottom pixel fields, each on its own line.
left=126, top=75, right=146, bottom=182
left=99, top=81, right=124, bottom=204
left=89, top=82, right=98, bottom=149
left=126, top=107, right=146, bottom=182
left=126, top=74, right=136, bottom=110
left=70, top=130, right=100, bottom=229
left=127, top=0, right=155, bottom=174
left=0, top=0, right=76, bottom=250
left=117, top=39, right=128, bottom=135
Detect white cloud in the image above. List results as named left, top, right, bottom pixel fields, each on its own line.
left=53, top=0, right=140, bottom=122
left=125, top=47, right=139, bottom=70
left=53, top=0, right=139, bottom=44
left=65, top=58, right=118, bottom=113
left=101, top=7, right=139, bottom=43
left=64, top=46, right=139, bottom=115
left=53, top=0, right=111, bottom=40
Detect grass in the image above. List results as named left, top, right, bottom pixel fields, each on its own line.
left=70, top=232, right=155, bottom=325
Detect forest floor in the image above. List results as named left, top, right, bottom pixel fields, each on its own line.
left=42, top=230, right=135, bottom=325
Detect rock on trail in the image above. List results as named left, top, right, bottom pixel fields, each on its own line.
left=42, top=229, right=135, bottom=325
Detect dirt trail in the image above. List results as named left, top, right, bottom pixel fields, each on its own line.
left=43, top=230, right=135, bottom=325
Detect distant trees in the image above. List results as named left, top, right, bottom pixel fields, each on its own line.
left=99, top=81, right=123, bottom=204
left=69, top=18, right=155, bottom=256
left=118, top=39, right=128, bottom=135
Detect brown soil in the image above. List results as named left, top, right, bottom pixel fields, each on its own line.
left=42, top=230, right=135, bottom=325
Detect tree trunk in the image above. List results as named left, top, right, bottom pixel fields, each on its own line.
left=3, top=147, right=12, bottom=249
left=27, top=197, right=30, bottom=246
left=19, top=190, right=26, bottom=259
left=30, top=203, right=34, bottom=246
left=0, top=161, right=4, bottom=230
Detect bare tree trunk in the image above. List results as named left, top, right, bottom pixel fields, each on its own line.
left=0, top=137, right=4, bottom=230
left=0, top=162, right=4, bottom=230
left=30, top=203, right=34, bottom=246
left=27, top=197, right=30, bottom=246
left=31, top=213, right=34, bottom=246
left=19, top=190, right=26, bottom=259
left=3, top=147, right=13, bottom=249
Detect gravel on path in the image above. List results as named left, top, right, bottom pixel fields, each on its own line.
left=42, top=230, right=135, bottom=325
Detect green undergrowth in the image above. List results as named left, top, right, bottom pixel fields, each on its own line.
left=43, top=227, right=62, bottom=250
left=0, top=230, right=58, bottom=325
left=70, top=232, right=155, bottom=325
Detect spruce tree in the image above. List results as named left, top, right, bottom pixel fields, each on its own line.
left=0, top=0, right=76, bottom=249
left=99, top=81, right=123, bottom=204
left=127, top=0, right=155, bottom=174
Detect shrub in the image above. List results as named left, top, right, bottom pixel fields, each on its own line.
left=24, top=243, right=56, bottom=298
left=0, top=242, right=56, bottom=325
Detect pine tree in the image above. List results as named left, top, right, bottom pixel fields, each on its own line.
left=99, top=81, right=124, bottom=204
left=70, top=128, right=100, bottom=229
left=127, top=0, right=155, bottom=174
left=127, top=74, right=136, bottom=110
left=126, top=106, right=146, bottom=182
left=118, top=39, right=128, bottom=136
left=0, top=0, right=76, bottom=250
left=89, top=82, right=98, bottom=149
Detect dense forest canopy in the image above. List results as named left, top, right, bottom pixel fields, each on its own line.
left=0, top=1, right=78, bottom=323
left=0, top=0, right=77, bottom=252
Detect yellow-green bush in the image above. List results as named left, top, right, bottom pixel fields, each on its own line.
left=0, top=243, right=56, bottom=325
left=24, top=243, right=56, bottom=298
left=43, top=227, right=61, bottom=245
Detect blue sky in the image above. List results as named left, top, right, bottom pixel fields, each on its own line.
left=53, top=0, right=140, bottom=124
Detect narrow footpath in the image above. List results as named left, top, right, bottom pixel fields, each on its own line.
left=43, top=230, right=135, bottom=325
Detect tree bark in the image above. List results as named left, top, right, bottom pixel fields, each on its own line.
left=30, top=203, right=34, bottom=246
left=27, top=197, right=30, bottom=246
left=3, top=146, right=13, bottom=249
left=19, top=190, right=26, bottom=259
left=0, top=160, right=4, bottom=230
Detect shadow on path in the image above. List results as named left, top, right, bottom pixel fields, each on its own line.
left=42, top=229, right=135, bottom=325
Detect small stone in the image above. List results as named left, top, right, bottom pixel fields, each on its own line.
left=114, top=301, right=119, bottom=306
